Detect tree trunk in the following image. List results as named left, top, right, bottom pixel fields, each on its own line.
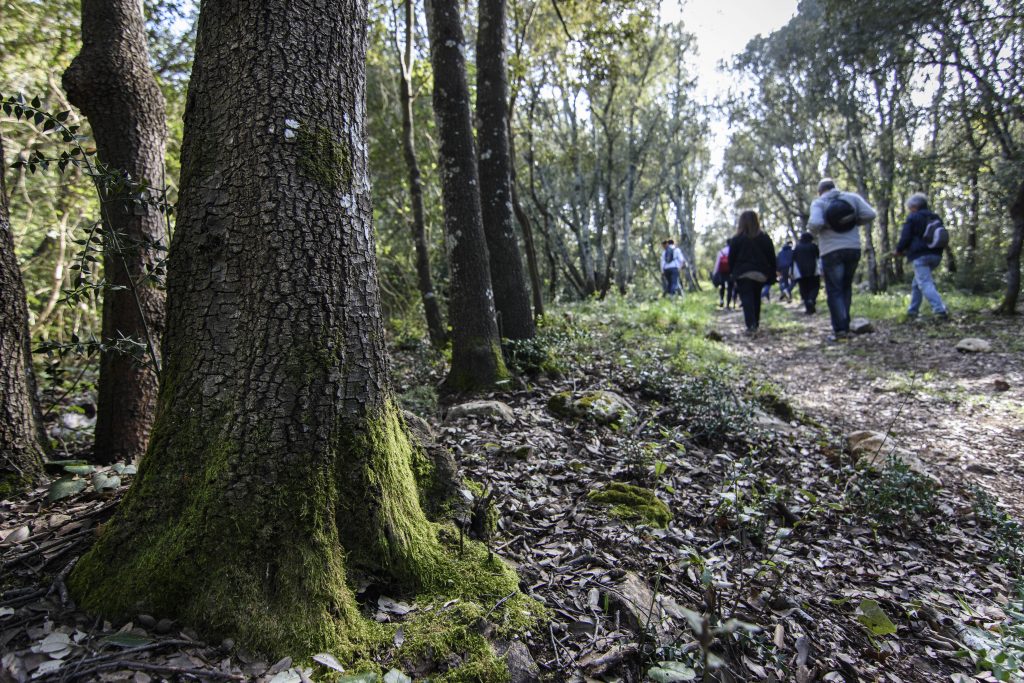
left=69, top=0, right=520, bottom=658
left=616, top=160, right=635, bottom=295
left=63, top=0, right=167, bottom=464
left=998, top=178, right=1024, bottom=315
left=1, top=135, right=48, bottom=494
left=476, top=0, right=534, bottom=341
left=397, top=0, right=447, bottom=349
left=510, top=181, right=544, bottom=317
left=426, top=0, right=508, bottom=389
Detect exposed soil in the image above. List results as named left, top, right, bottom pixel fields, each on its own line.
left=715, top=298, right=1024, bottom=516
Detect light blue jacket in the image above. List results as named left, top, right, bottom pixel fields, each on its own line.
left=807, top=189, right=877, bottom=256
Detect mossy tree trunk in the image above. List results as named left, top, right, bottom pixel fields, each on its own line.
left=476, top=0, right=535, bottom=341
left=0, top=135, right=48, bottom=494
left=398, top=0, right=447, bottom=349
left=62, top=0, right=168, bottom=463
left=426, top=0, right=508, bottom=390
left=69, top=0, right=495, bottom=657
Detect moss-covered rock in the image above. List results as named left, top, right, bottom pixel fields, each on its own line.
left=547, top=390, right=635, bottom=426
left=588, top=482, right=672, bottom=528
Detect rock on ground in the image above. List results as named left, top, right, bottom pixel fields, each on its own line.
left=850, top=318, right=874, bottom=334
left=956, top=338, right=992, bottom=353
left=548, top=390, right=635, bottom=425
left=445, top=400, right=516, bottom=424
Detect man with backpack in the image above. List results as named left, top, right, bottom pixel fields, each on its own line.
left=895, top=192, right=949, bottom=321
left=660, top=239, right=685, bottom=297
left=807, top=178, right=877, bottom=341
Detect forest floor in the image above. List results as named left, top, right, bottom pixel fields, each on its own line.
left=2, top=288, right=1024, bottom=683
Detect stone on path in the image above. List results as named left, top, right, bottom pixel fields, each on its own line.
left=548, top=390, right=635, bottom=425
left=601, top=571, right=686, bottom=643
left=847, top=430, right=941, bottom=486
left=445, top=400, right=515, bottom=424
left=956, top=338, right=992, bottom=353
left=850, top=318, right=874, bottom=334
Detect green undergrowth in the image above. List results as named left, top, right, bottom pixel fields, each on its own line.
left=588, top=482, right=672, bottom=528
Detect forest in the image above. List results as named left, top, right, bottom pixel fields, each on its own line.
left=1, top=0, right=1023, bottom=681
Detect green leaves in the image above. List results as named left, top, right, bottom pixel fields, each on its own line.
left=856, top=599, right=897, bottom=636
left=647, top=661, right=697, bottom=682
left=47, top=477, right=87, bottom=502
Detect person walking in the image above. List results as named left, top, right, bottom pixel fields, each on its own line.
left=712, top=241, right=736, bottom=308
left=896, top=192, right=949, bottom=321
left=792, top=231, right=821, bottom=314
left=660, top=239, right=685, bottom=297
left=776, top=240, right=795, bottom=302
left=728, top=210, right=777, bottom=334
left=807, top=177, right=877, bottom=341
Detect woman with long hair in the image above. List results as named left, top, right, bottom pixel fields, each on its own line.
left=728, top=210, right=777, bottom=333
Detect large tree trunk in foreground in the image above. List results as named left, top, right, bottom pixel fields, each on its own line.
left=476, top=0, right=534, bottom=341
left=0, top=136, right=48, bottom=494
left=63, top=0, right=167, bottom=464
left=998, top=178, right=1024, bottom=315
left=69, top=0, right=519, bottom=658
left=427, top=0, right=508, bottom=390
left=398, top=0, right=447, bottom=349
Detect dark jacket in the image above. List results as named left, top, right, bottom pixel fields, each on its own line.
left=729, top=232, right=777, bottom=283
left=793, top=238, right=819, bottom=280
left=896, top=209, right=944, bottom=262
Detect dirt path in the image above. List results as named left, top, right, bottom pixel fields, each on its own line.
left=715, top=298, right=1024, bottom=516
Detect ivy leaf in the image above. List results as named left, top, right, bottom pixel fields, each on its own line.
left=648, top=661, right=697, bottom=682
left=48, top=477, right=87, bottom=502
left=857, top=599, right=897, bottom=636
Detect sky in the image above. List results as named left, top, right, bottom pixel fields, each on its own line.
left=661, top=0, right=800, bottom=227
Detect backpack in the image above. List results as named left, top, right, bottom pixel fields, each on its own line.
left=823, top=196, right=859, bottom=233
left=716, top=251, right=730, bottom=275
left=922, top=217, right=949, bottom=250
left=663, top=246, right=676, bottom=266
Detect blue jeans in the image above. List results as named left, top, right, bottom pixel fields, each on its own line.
left=821, top=249, right=860, bottom=333
left=908, top=254, right=947, bottom=315
left=663, top=267, right=680, bottom=296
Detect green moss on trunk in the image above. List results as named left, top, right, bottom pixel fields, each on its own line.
left=68, top=397, right=538, bottom=670
left=444, top=340, right=510, bottom=394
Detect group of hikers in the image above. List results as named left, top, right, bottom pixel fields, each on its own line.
left=700, top=178, right=950, bottom=340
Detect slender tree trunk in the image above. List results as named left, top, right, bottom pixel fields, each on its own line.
left=426, top=0, right=508, bottom=389
left=510, top=181, right=544, bottom=317
left=1, top=135, right=48, bottom=494
left=63, top=0, right=167, bottom=463
left=616, top=160, right=635, bottom=295
left=69, top=0, right=517, bottom=658
left=998, top=179, right=1024, bottom=315
left=476, top=0, right=534, bottom=340
left=397, top=0, right=446, bottom=348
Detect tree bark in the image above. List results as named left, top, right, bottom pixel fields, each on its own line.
left=397, top=0, right=447, bottom=349
left=69, top=0, right=518, bottom=657
left=998, top=178, right=1024, bottom=315
left=0, top=135, right=48, bottom=494
left=476, top=0, right=535, bottom=341
left=426, top=0, right=508, bottom=389
left=63, top=0, right=167, bottom=464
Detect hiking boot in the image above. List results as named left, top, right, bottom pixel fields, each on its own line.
left=935, top=311, right=950, bottom=321
left=826, top=332, right=849, bottom=343
left=903, top=313, right=919, bottom=323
